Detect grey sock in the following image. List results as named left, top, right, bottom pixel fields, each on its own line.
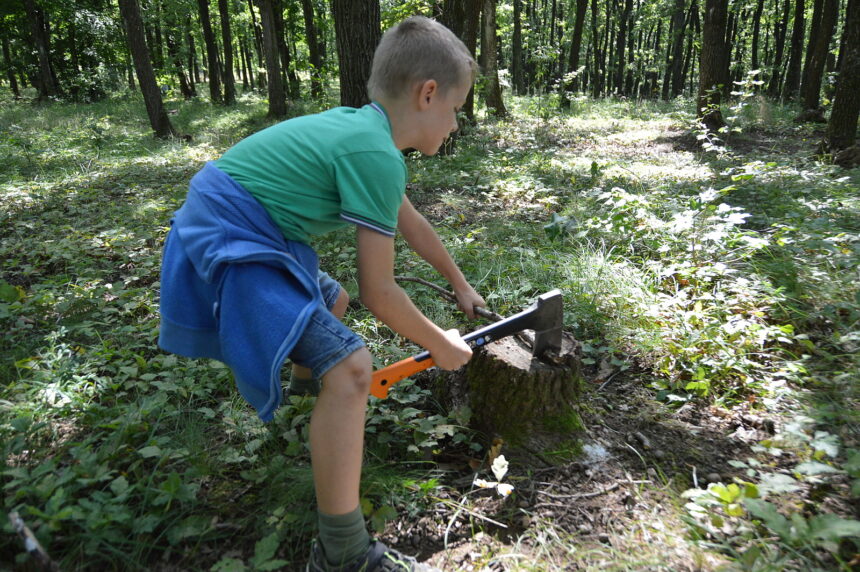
left=288, top=374, right=321, bottom=396
left=317, top=506, right=370, bottom=567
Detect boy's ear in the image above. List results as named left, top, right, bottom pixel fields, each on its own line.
left=417, top=79, right=438, bottom=110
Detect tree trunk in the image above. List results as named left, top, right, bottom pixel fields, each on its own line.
left=481, top=0, right=506, bottom=117
left=799, top=0, right=838, bottom=116
left=614, top=0, right=633, bottom=95
left=300, top=0, right=323, bottom=99
left=751, top=0, right=765, bottom=71
left=436, top=333, right=584, bottom=465
left=590, top=0, right=602, bottom=97
left=331, top=0, right=379, bottom=108
left=825, top=0, right=859, bottom=151
left=257, top=0, right=287, bottom=116
left=273, top=0, right=300, bottom=99
left=561, top=0, right=588, bottom=106
left=118, top=0, right=178, bottom=139
left=668, top=0, right=687, bottom=98
left=219, top=0, right=237, bottom=104
left=512, top=0, right=524, bottom=94
left=197, top=0, right=222, bottom=103
left=22, top=0, right=60, bottom=100
left=768, top=0, right=791, bottom=96
left=2, top=32, right=20, bottom=98
left=783, top=0, right=805, bottom=98
left=698, top=0, right=730, bottom=132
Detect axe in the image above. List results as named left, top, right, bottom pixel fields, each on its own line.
left=369, top=289, right=563, bottom=399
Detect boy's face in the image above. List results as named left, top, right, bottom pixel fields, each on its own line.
left=415, top=80, right=471, bottom=156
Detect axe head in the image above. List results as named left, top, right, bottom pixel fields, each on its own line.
left=530, top=289, right=563, bottom=357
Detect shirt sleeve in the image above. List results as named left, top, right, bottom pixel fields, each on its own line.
left=334, top=150, right=407, bottom=237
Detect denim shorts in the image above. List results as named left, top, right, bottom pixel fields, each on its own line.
left=288, top=270, right=366, bottom=379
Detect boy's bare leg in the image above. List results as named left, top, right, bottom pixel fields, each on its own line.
left=310, top=347, right=372, bottom=514
left=291, top=289, right=350, bottom=381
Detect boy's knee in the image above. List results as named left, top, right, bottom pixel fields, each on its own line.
left=331, top=288, right=349, bottom=319
left=325, top=347, right=372, bottom=395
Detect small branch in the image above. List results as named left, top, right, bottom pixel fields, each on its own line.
left=8, top=511, right=59, bottom=571
left=534, top=482, right=620, bottom=507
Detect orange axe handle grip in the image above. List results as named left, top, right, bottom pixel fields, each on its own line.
left=370, top=352, right=434, bottom=399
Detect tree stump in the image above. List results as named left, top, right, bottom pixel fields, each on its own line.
left=435, top=331, right=585, bottom=466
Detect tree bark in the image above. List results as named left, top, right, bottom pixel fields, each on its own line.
left=698, top=0, right=730, bottom=132
left=257, top=0, right=287, bottom=116
left=439, top=333, right=584, bottom=464
left=668, top=0, right=687, bottom=98
left=614, top=0, right=633, bottom=95
left=118, top=0, right=178, bottom=139
left=783, top=0, right=805, bottom=98
left=331, top=0, right=380, bottom=108
left=481, top=0, right=506, bottom=117
left=2, top=31, right=20, bottom=98
left=219, top=0, right=237, bottom=104
left=767, top=0, right=791, bottom=96
left=825, top=0, right=859, bottom=151
left=799, top=0, right=839, bottom=115
left=197, top=0, right=222, bottom=103
left=750, top=0, right=765, bottom=72
left=561, top=0, right=588, bottom=106
left=512, top=0, right=524, bottom=94
left=22, top=0, right=60, bottom=100
left=300, top=0, right=324, bottom=99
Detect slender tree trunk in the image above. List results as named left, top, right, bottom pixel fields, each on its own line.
left=751, top=0, right=765, bottom=72
left=698, top=0, right=730, bottom=132
left=561, top=0, right=588, bottom=106
left=197, top=0, right=222, bottom=103
left=669, top=0, right=687, bottom=97
left=481, top=0, right=507, bottom=116
left=614, top=0, right=633, bottom=95
left=274, top=0, right=300, bottom=98
left=783, top=0, right=805, bottom=98
left=219, top=0, right=236, bottom=104
left=256, top=0, right=286, bottom=116
left=165, top=21, right=193, bottom=98
left=513, top=0, right=524, bottom=94
left=2, top=33, right=20, bottom=98
left=330, top=0, right=380, bottom=108
left=768, top=0, right=790, bottom=95
left=800, top=0, right=838, bottom=114
left=118, top=0, right=178, bottom=138
left=22, top=0, right=60, bottom=100
left=825, top=0, right=859, bottom=150
left=300, top=0, right=323, bottom=98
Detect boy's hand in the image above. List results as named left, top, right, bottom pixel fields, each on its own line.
left=430, top=328, right=473, bottom=370
left=454, top=285, right=486, bottom=320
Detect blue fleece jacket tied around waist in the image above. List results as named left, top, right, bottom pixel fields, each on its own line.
left=158, top=162, right=323, bottom=421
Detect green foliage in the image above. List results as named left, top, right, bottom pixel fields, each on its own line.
left=1, top=91, right=857, bottom=570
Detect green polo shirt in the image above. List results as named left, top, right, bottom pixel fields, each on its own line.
left=216, top=103, right=407, bottom=243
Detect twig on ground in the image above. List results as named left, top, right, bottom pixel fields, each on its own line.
left=534, top=482, right=620, bottom=507
left=8, top=511, right=59, bottom=571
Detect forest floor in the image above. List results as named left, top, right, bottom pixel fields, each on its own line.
left=1, top=93, right=858, bottom=571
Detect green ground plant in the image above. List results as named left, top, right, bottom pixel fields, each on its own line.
left=1, top=90, right=858, bottom=570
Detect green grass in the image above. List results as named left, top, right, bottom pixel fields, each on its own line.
left=2, top=89, right=859, bottom=570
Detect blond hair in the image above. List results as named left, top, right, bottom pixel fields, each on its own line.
left=367, top=16, right=477, bottom=102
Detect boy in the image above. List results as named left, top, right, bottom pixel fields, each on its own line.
left=158, top=16, right=484, bottom=572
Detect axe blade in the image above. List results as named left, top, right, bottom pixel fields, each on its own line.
left=530, top=289, right=563, bottom=357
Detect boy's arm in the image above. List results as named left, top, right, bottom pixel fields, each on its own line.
left=396, top=196, right=486, bottom=319
left=356, top=226, right=472, bottom=371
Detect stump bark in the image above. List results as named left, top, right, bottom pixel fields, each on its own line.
left=436, top=331, right=585, bottom=465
